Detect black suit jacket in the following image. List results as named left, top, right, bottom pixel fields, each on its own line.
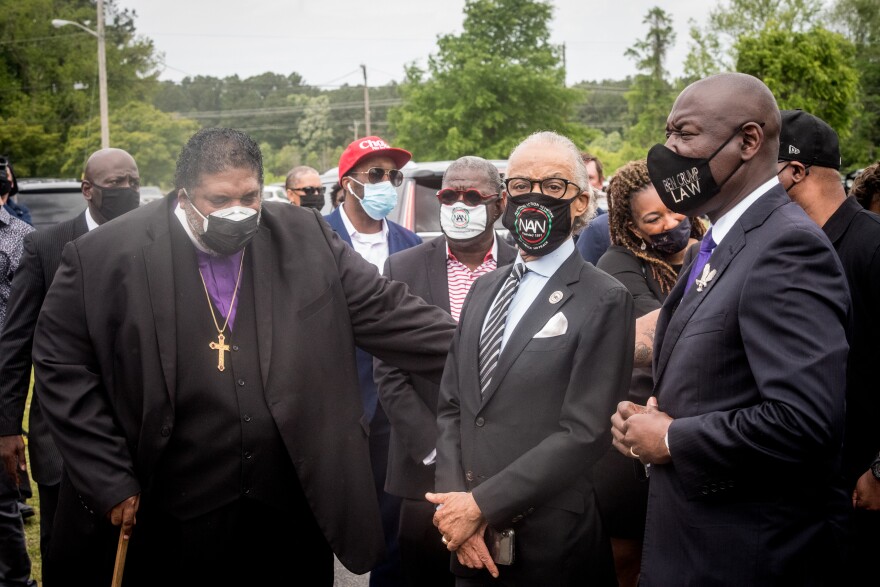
left=643, top=185, right=851, bottom=586
left=374, top=236, right=516, bottom=499
left=31, top=196, right=457, bottom=574
left=0, top=212, right=88, bottom=485
left=436, top=248, right=634, bottom=581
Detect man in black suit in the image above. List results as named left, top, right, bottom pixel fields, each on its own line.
left=0, top=147, right=140, bottom=583
left=776, top=108, right=880, bottom=583
left=31, top=128, right=456, bottom=586
left=374, top=156, right=516, bottom=587
left=612, top=73, right=851, bottom=586
left=428, top=131, right=635, bottom=586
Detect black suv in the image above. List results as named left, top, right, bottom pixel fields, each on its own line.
left=14, top=178, right=85, bottom=229
left=321, top=160, right=509, bottom=241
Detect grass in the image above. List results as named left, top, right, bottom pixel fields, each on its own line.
left=22, top=379, right=43, bottom=584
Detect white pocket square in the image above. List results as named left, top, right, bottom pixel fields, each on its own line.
left=534, top=312, right=568, bottom=338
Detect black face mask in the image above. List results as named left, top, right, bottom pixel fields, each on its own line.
left=300, top=192, right=324, bottom=210
left=187, top=193, right=261, bottom=256
left=647, top=217, right=691, bottom=255
left=92, top=185, right=140, bottom=222
left=0, top=175, right=10, bottom=197
left=646, top=125, right=751, bottom=215
left=501, top=192, right=573, bottom=256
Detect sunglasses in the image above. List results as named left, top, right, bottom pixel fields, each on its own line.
left=289, top=186, right=326, bottom=197
left=436, top=188, right=499, bottom=206
left=349, top=167, right=404, bottom=187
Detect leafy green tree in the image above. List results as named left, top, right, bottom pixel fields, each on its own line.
left=828, top=0, right=880, bottom=166
left=685, top=0, right=824, bottom=71
left=736, top=26, right=859, bottom=138
left=572, top=79, right=631, bottom=135
left=388, top=0, right=590, bottom=161
left=0, top=0, right=159, bottom=175
left=61, top=102, right=199, bottom=188
left=624, top=7, right=678, bottom=148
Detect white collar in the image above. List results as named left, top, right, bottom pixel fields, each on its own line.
left=339, top=201, right=388, bottom=241
left=516, top=237, right=575, bottom=278
left=710, top=176, right=779, bottom=245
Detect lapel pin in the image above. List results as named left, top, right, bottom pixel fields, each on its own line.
left=695, top=264, right=717, bottom=292
left=548, top=291, right=563, bottom=304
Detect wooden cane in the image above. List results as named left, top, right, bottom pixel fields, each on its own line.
left=111, top=526, right=130, bottom=587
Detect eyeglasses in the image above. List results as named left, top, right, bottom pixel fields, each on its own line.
left=436, top=188, right=499, bottom=206
left=504, top=177, right=582, bottom=198
left=349, top=167, right=404, bottom=187
left=289, top=186, right=325, bottom=197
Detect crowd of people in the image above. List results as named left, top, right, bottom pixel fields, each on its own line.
left=0, top=71, right=877, bottom=587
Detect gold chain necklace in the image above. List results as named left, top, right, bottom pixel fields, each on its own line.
left=198, top=249, right=246, bottom=372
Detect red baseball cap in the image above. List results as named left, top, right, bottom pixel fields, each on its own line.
left=338, top=136, right=412, bottom=182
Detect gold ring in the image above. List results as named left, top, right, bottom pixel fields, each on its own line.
left=441, top=536, right=449, bottom=545
left=629, top=446, right=640, bottom=458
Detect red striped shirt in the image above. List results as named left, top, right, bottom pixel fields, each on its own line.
left=447, top=244, right=497, bottom=322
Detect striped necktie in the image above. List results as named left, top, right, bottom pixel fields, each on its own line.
left=479, top=263, right=527, bottom=394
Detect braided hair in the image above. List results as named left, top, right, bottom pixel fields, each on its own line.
left=607, top=159, right=706, bottom=294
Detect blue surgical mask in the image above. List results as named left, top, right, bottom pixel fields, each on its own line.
left=348, top=179, right=398, bottom=220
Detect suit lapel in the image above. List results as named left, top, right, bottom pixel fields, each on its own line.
left=250, top=226, right=273, bottom=389
left=324, top=208, right=353, bottom=247
left=480, top=252, right=581, bottom=405
left=427, top=237, right=451, bottom=313
left=653, top=185, right=790, bottom=386
left=142, top=199, right=178, bottom=404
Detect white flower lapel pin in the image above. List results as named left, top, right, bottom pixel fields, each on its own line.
left=695, top=264, right=717, bottom=292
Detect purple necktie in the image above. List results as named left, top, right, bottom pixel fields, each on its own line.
left=683, top=228, right=716, bottom=295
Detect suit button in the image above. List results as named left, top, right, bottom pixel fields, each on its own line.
left=243, top=487, right=251, bottom=495
left=466, top=471, right=475, bottom=481
left=243, top=414, right=252, bottom=422
left=475, top=417, right=485, bottom=427
left=526, top=507, right=535, bottom=514
left=237, top=379, right=245, bottom=386
left=232, top=345, right=240, bottom=351
left=160, top=426, right=171, bottom=437
left=511, top=515, right=523, bottom=523
left=244, top=451, right=252, bottom=460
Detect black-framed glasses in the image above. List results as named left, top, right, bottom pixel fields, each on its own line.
left=350, top=167, right=404, bottom=187
left=436, top=188, right=499, bottom=206
left=504, top=177, right=581, bottom=198
left=289, top=186, right=326, bottom=197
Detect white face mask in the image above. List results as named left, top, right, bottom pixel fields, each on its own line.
left=439, top=202, right=489, bottom=240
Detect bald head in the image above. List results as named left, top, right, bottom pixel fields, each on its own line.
left=82, top=148, right=140, bottom=224
left=661, top=73, right=781, bottom=220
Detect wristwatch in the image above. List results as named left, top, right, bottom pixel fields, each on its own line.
left=871, top=453, right=880, bottom=480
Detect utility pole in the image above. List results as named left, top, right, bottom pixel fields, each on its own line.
left=353, top=120, right=359, bottom=141
left=361, top=64, right=371, bottom=136
left=96, top=0, right=109, bottom=148
left=561, top=42, right=567, bottom=86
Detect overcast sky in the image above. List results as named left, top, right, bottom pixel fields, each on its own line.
left=115, top=0, right=710, bottom=88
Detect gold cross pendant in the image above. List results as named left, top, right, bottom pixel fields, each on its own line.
left=209, top=333, right=230, bottom=371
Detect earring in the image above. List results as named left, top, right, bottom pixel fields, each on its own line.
left=639, top=238, right=647, bottom=251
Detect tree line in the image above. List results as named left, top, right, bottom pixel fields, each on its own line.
left=1, top=0, right=876, bottom=188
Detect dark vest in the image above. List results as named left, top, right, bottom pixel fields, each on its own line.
left=153, top=219, right=298, bottom=520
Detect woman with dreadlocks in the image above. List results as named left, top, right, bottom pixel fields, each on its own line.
left=593, top=158, right=706, bottom=587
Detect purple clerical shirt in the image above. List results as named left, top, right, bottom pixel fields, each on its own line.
left=195, top=249, right=244, bottom=332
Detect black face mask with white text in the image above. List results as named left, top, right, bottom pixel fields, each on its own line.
left=501, top=193, right=572, bottom=256
left=646, top=125, right=751, bottom=215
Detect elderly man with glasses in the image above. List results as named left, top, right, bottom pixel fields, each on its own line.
left=427, top=131, right=635, bottom=586
left=324, top=135, right=422, bottom=587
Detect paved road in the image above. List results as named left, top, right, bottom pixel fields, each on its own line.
left=334, top=557, right=369, bottom=587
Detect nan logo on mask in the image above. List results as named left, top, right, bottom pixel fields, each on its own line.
left=452, top=206, right=471, bottom=228
left=513, top=203, right=552, bottom=248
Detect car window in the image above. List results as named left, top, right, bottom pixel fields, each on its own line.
left=16, top=180, right=86, bottom=229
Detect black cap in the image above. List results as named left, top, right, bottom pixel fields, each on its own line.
left=779, top=109, right=841, bottom=170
